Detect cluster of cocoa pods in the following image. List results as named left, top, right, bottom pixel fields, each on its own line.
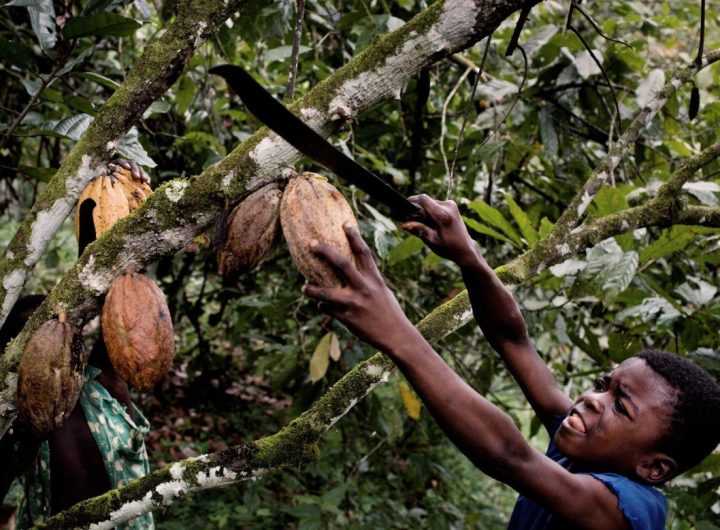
left=17, top=168, right=355, bottom=436
left=217, top=171, right=360, bottom=287
left=17, top=162, right=175, bottom=436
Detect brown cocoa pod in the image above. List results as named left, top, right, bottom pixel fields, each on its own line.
left=17, top=312, right=86, bottom=436
left=280, top=172, right=360, bottom=287
left=102, top=272, right=175, bottom=391
left=74, top=174, right=130, bottom=242
left=217, top=183, right=282, bottom=276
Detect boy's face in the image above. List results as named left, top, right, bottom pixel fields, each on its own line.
left=554, top=357, right=676, bottom=475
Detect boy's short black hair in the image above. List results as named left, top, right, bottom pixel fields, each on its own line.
left=637, top=349, right=720, bottom=474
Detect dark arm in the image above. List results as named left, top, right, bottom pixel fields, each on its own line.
left=402, top=196, right=572, bottom=428
left=303, top=225, right=628, bottom=529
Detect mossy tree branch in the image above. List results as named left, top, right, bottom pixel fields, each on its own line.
left=500, top=49, right=720, bottom=282
left=0, top=0, right=249, bottom=330
left=1, top=0, right=530, bottom=437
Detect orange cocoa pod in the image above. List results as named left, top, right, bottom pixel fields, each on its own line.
left=17, top=312, right=87, bottom=436
left=102, top=272, right=175, bottom=391
left=112, top=166, right=153, bottom=211
left=279, top=172, right=360, bottom=287
left=217, top=183, right=282, bottom=276
left=74, top=174, right=130, bottom=242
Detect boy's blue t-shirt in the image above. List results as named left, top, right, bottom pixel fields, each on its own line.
left=507, top=416, right=666, bottom=530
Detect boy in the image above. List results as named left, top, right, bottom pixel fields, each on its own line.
left=303, top=195, right=720, bottom=529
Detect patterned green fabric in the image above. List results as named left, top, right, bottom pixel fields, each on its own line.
left=14, top=365, right=154, bottom=529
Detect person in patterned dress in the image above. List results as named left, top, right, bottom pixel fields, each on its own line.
left=0, top=296, right=154, bottom=529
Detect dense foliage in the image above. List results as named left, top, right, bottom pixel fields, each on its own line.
left=1, top=0, right=719, bottom=528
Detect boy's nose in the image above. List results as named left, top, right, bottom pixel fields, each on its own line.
left=583, top=392, right=604, bottom=413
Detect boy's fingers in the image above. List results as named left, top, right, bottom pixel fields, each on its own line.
left=343, top=224, right=376, bottom=272
left=408, top=194, right=449, bottom=225
left=402, top=222, right=438, bottom=246
left=311, top=240, right=364, bottom=285
left=302, top=284, right=346, bottom=306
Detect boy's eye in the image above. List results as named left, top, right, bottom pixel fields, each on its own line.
left=593, top=378, right=608, bottom=391
left=614, top=398, right=628, bottom=416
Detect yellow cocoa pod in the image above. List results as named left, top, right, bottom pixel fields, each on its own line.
left=280, top=172, right=360, bottom=287
left=102, top=272, right=175, bottom=391
left=112, top=166, right=153, bottom=211
left=74, top=175, right=130, bottom=242
left=17, top=313, right=86, bottom=436
left=217, top=183, right=282, bottom=276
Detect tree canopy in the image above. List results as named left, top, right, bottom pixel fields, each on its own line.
left=1, top=0, right=719, bottom=528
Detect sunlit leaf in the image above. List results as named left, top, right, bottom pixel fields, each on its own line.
left=467, top=200, right=521, bottom=245
left=387, top=235, right=425, bottom=265
left=7, top=0, right=56, bottom=50
left=309, top=333, right=332, bottom=382
left=398, top=381, right=421, bottom=420
left=504, top=194, right=539, bottom=246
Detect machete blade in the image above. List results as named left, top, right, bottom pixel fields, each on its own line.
left=209, top=64, right=423, bottom=222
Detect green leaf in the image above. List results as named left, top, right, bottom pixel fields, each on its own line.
left=602, top=251, right=639, bottom=302
left=7, top=0, right=57, bottom=50
left=0, top=36, right=34, bottom=69
left=504, top=194, right=539, bottom=246
left=309, top=333, right=332, bottom=383
left=62, top=12, right=142, bottom=39
left=473, top=138, right=504, bottom=162
left=539, top=107, right=558, bottom=159
left=116, top=127, right=156, bottom=167
left=63, top=94, right=96, bottom=115
left=639, top=226, right=696, bottom=263
left=462, top=217, right=515, bottom=246
left=73, top=71, right=121, bottom=90
left=467, top=200, right=521, bottom=245
left=17, top=165, right=56, bottom=182
left=265, top=44, right=312, bottom=63
left=174, top=75, right=195, bottom=116
left=538, top=217, right=554, bottom=238
left=387, top=235, right=425, bottom=265
left=37, top=113, right=93, bottom=140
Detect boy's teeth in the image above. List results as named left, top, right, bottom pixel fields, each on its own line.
left=567, top=414, right=586, bottom=433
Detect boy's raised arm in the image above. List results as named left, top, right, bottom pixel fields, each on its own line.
left=302, top=226, right=628, bottom=530
left=402, top=195, right=571, bottom=429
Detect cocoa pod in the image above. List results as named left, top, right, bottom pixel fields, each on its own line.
left=217, top=183, right=282, bottom=276
left=102, top=272, right=175, bottom=391
left=280, top=172, right=360, bottom=287
left=113, top=166, right=153, bottom=211
left=74, top=174, right=130, bottom=242
left=17, top=312, right=86, bottom=436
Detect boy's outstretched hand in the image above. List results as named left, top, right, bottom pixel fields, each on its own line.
left=402, top=195, right=480, bottom=268
left=302, top=224, right=419, bottom=354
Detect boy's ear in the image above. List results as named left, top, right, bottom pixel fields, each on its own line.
left=635, top=453, right=677, bottom=484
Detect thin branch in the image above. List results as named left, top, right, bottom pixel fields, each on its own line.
left=284, top=0, right=306, bottom=101
left=574, top=4, right=632, bottom=49
left=448, top=36, right=491, bottom=199
left=440, top=67, right=471, bottom=197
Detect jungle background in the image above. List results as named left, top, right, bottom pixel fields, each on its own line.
left=1, top=0, right=719, bottom=528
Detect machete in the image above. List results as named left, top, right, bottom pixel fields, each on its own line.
left=209, top=64, right=424, bottom=222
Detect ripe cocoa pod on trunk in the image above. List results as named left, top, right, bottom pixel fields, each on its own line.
left=17, top=312, right=86, bottom=436
left=74, top=174, right=130, bottom=242
left=113, top=166, right=153, bottom=211
left=217, top=183, right=283, bottom=276
left=280, top=172, right=360, bottom=287
left=74, top=164, right=152, bottom=244
left=102, top=272, right=175, bottom=391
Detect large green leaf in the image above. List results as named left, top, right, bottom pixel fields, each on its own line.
left=62, top=12, right=142, bottom=39
left=467, top=200, right=522, bottom=246
left=504, top=194, right=539, bottom=246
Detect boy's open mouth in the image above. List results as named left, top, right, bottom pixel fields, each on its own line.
left=564, top=411, right=587, bottom=434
